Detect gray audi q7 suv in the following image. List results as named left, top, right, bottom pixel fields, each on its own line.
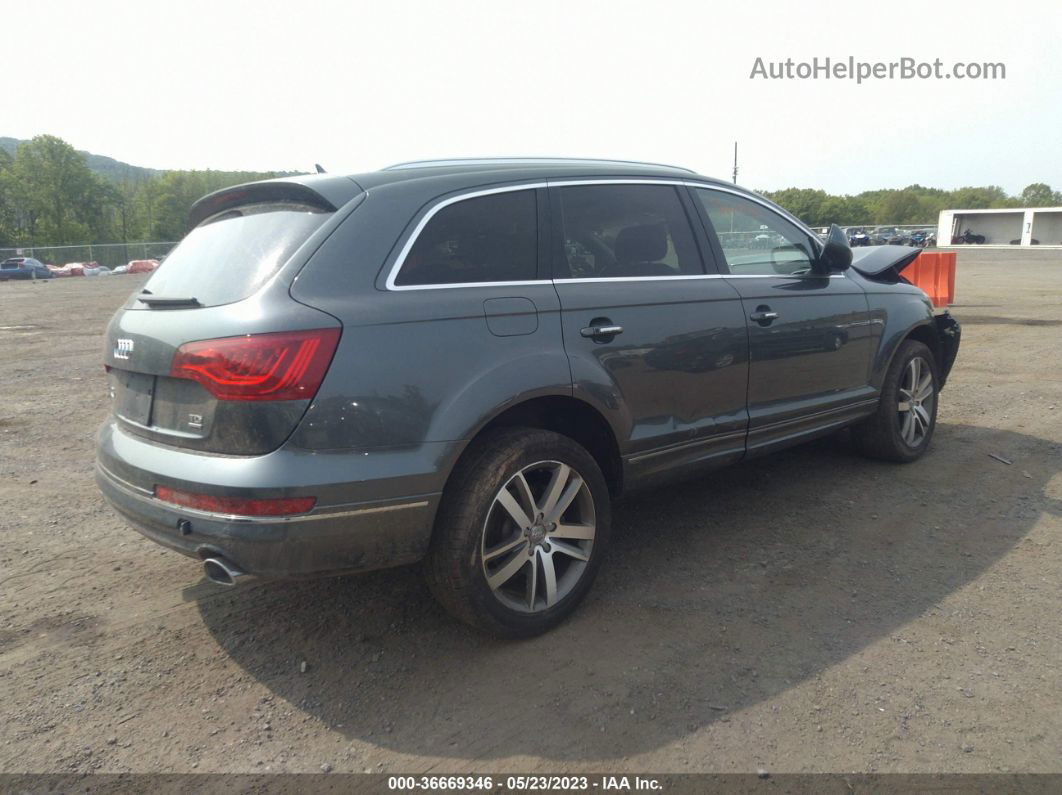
left=96, top=158, right=960, bottom=636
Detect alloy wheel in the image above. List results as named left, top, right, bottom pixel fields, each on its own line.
left=897, top=356, right=935, bottom=447
left=480, top=460, right=596, bottom=613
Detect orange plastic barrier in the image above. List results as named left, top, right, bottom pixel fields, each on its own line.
left=905, top=251, right=956, bottom=308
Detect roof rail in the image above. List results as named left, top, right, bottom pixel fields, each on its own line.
left=381, top=157, right=696, bottom=173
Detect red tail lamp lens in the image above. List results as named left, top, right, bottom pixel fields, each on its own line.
left=154, top=486, right=316, bottom=516
left=169, top=328, right=340, bottom=401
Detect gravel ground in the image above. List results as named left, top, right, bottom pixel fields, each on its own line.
left=0, top=249, right=1059, bottom=774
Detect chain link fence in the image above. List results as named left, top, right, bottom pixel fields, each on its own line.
left=0, top=242, right=177, bottom=269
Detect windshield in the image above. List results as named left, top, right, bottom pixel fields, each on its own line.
left=139, top=202, right=330, bottom=307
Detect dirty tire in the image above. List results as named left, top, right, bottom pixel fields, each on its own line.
left=425, top=427, right=611, bottom=638
left=852, top=340, right=939, bottom=463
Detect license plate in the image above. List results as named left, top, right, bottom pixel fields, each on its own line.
left=111, top=370, right=156, bottom=426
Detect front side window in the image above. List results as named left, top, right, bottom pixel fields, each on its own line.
left=695, top=189, right=817, bottom=276
left=395, top=189, right=538, bottom=286
left=555, top=184, right=703, bottom=279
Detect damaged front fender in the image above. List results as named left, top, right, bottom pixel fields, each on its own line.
left=934, top=312, right=961, bottom=387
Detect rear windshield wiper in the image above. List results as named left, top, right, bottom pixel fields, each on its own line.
left=137, top=294, right=201, bottom=307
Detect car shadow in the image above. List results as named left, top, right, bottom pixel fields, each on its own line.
left=194, top=422, right=1060, bottom=761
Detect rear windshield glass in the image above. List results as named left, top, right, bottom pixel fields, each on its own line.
left=139, top=202, right=330, bottom=307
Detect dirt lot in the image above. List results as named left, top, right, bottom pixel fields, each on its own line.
left=1, top=250, right=1060, bottom=775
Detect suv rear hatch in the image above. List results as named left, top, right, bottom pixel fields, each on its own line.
left=103, top=179, right=359, bottom=455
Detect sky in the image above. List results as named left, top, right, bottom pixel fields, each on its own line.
left=5, top=0, right=1061, bottom=195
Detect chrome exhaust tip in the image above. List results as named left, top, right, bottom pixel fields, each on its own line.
left=203, top=557, right=247, bottom=587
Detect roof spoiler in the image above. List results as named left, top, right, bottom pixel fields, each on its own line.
left=188, top=181, right=339, bottom=228
left=849, top=245, right=924, bottom=278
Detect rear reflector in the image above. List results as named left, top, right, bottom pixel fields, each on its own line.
left=154, top=486, right=316, bottom=516
left=169, top=328, right=340, bottom=401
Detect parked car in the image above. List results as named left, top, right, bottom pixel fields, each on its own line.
left=869, top=227, right=897, bottom=245
left=55, top=262, right=88, bottom=276
left=0, top=257, right=54, bottom=281
left=83, top=264, right=112, bottom=276
left=847, top=228, right=871, bottom=247
left=96, top=159, right=961, bottom=637
left=909, top=229, right=936, bottom=248
left=127, top=259, right=160, bottom=274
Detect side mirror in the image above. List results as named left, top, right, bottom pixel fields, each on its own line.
left=816, top=224, right=852, bottom=273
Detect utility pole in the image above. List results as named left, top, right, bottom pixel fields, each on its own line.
left=732, top=141, right=739, bottom=184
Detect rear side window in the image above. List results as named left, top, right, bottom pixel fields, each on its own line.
left=695, top=189, right=816, bottom=276
left=555, top=184, right=703, bottom=279
left=394, top=189, right=538, bottom=286
left=140, top=202, right=330, bottom=307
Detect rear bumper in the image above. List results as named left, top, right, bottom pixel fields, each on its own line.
left=96, top=421, right=461, bottom=578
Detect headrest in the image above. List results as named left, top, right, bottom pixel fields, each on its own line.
left=615, top=223, right=668, bottom=263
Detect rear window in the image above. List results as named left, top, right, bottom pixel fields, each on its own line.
left=394, top=189, right=538, bottom=286
left=1, top=259, right=23, bottom=269
left=139, top=202, right=330, bottom=307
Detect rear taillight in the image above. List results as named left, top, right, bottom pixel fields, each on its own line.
left=154, top=486, right=316, bottom=516
left=169, top=328, right=340, bottom=401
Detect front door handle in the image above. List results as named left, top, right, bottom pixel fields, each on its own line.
left=749, top=306, right=779, bottom=325
left=580, top=324, right=623, bottom=340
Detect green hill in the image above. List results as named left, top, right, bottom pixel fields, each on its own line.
left=0, top=136, right=300, bottom=183
left=0, top=136, right=162, bottom=183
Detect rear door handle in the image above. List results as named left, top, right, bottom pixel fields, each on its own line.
left=581, top=324, right=623, bottom=339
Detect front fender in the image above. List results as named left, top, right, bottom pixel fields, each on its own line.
left=867, top=288, right=936, bottom=389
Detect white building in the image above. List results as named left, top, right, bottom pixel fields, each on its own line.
left=938, top=207, right=1062, bottom=247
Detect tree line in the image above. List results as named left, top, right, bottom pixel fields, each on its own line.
left=2, top=134, right=1061, bottom=250
left=0, top=135, right=284, bottom=249
left=759, top=183, right=1062, bottom=228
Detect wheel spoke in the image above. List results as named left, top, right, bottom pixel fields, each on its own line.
left=526, top=552, right=538, bottom=609
left=496, top=488, right=532, bottom=529
left=901, top=411, right=917, bottom=444
left=513, top=472, right=537, bottom=519
left=550, top=522, right=595, bottom=541
left=544, top=475, right=584, bottom=524
left=550, top=539, right=590, bottom=561
left=913, top=403, right=931, bottom=429
left=908, top=358, right=921, bottom=393
left=897, top=400, right=911, bottom=412
left=539, top=550, right=558, bottom=606
left=915, top=373, right=934, bottom=402
left=538, top=463, right=571, bottom=518
left=484, top=534, right=529, bottom=562
left=486, top=548, right=529, bottom=590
